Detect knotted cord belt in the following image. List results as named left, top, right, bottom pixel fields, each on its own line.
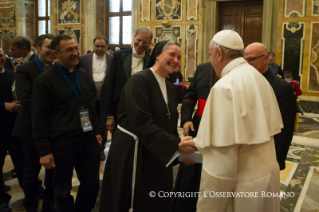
left=117, top=125, right=139, bottom=212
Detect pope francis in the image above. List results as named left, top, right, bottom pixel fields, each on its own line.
left=179, top=30, right=282, bottom=212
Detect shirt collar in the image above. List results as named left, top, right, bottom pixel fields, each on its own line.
left=22, top=51, right=34, bottom=63
left=94, top=52, right=106, bottom=60
left=132, top=47, right=145, bottom=58
left=221, top=57, right=247, bottom=77
left=0, top=67, right=5, bottom=74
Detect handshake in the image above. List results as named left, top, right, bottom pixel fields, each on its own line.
left=178, top=136, right=197, bottom=154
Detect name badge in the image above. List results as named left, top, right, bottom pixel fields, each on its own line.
left=80, top=109, right=93, bottom=132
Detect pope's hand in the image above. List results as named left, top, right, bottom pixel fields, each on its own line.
left=178, top=136, right=196, bottom=154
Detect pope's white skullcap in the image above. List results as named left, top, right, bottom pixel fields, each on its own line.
left=212, top=29, right=244, bottom=50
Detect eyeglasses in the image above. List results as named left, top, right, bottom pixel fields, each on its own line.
left=245, top=54, right=265, bottom=62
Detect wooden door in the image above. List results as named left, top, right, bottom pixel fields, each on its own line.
left=219, top=1, right=263, bottom=47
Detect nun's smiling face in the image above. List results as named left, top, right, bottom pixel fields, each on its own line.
left=156, top=44, right=181, bottom=75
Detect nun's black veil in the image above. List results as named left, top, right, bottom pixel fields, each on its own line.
left=147, top=40, right=169, bottom=68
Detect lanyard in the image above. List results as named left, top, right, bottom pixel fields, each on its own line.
left=34, top=57, right=45, bottom=73
left=56, top=62, right=84, bottom=108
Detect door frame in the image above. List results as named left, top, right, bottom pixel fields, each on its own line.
left=202, top=0, right=278, bottom=63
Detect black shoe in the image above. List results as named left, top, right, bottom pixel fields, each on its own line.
left=0, top=203, right=12, bottom=212
left=4, top=185, right=11, bottom=192
left=42, top=203, right=57, bottom=212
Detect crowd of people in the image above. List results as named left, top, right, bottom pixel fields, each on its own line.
left=0, top=26, right=299, bottom=212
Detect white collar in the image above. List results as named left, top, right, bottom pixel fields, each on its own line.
left=132, top=47, right=145, bottom=58
left=221, top=57, right=247, bottom=77
left=93, top=52, right=106, bottom=60
left=0, top=67, right=5, bottom=74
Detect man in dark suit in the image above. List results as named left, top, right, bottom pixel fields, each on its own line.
left=12, top=34, right=56, bottom=212
left=78, top=36, right=113, bottom=160
left=245, top=42, right=296, bottom=170
left=10, top=36, right=36, bottom=71
left=0, top=48, right=24, bottom=212
left=105, top=26, right=152, bottom=133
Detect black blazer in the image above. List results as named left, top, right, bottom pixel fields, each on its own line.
left=105, top=48, right=150, bottom=121
left=263, top=69, right=296, bottom=170
left=12, top=59, right=43, bottom=138
left=78, top=52, right=113, bottom=128
left=4, top=57, right=13, bottom=71
left=0, top=68, right=17, bottom=129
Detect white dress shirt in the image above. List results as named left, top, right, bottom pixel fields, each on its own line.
left=131, top=47, right=145, bottom=75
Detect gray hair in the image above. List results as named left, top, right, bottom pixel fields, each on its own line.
left=11, top=36, right=32, bottom=51
left=209, top=40, right=243, bottom=59
left=162, top=40, right=180, bottom=53
left=135, top=26, right=153, bottom=41
left=0, top=48, right=3, bottom=53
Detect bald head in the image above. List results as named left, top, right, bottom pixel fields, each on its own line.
left=244, top=42, right=269, bottom=74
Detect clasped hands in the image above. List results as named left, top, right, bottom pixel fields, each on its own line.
left=178, top=136, right=197, bottom=154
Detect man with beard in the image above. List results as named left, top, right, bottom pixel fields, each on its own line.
left=12, top=34, right=56, bottom=212
left=32, top=35, right=101, bottom=212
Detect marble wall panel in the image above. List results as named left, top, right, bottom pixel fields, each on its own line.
left=96, top=0, right=105, bottom=36
left=185, top=25, right=197, bottom=81
left=57, top=0, right=81, bottom=24
left=0, top=30, right=15, bottom=54
left=25, top=3, right=34, bottom=43
left=308, top=22, right=319, bottom=91
left=285, top=0, right=305, bottom=17
left=154, top=26, right=181, bottom=43
left=186, top=0, right=198, bottom=20
left=0, top=3, right=15, bottom=28
left=155, top=0, right=182, bottom=21
left=313, top=0, right=319, bottom=15
left=140, top=0, right=150, bottom=22
left=282, top=22, right=304, bottom=82
left=58, top=28, right=82, bottom=53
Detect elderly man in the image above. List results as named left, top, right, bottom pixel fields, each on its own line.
left=245, top=42, right=296, bottom=170
left=78, top=36, right=113, bottom=160
left=105, top=26, right=152, bottom=133
left=12, top=34, right=56, bottom=212
left=0, top=48, right=24, bottom=212
left=32, top=35, right=101, bottom=212
left=180, top=30, right=282, bottom=212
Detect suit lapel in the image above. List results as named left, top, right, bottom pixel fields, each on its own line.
left=122, top=49, right=132, bottom=79
left=87, top=53, right=94, bottom=84
left=143, top=53, right=150, bottom=69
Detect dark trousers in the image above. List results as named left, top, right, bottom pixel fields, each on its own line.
left=51, top=135, right=100, bottom=212
left=95, top=100, right=108, bottom=148
left=0, top=128, right=24, bottom=204
left=21, top=137, right=54, bottom=210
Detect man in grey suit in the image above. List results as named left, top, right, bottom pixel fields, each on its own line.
left=105, top=26, right=152, bottom=133
left=78, top=36, right=113, bottom=159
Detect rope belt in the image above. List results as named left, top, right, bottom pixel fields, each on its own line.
left=117, top=125, right=139, bottom=212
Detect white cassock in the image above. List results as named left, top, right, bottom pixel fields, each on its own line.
left=195, top=58, right=283, bottom=212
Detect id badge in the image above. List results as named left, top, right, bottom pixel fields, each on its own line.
left=80, top=109, right=93, bottom=132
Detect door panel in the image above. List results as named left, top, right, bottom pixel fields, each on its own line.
left=219, top=1, right=263, bottom=47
